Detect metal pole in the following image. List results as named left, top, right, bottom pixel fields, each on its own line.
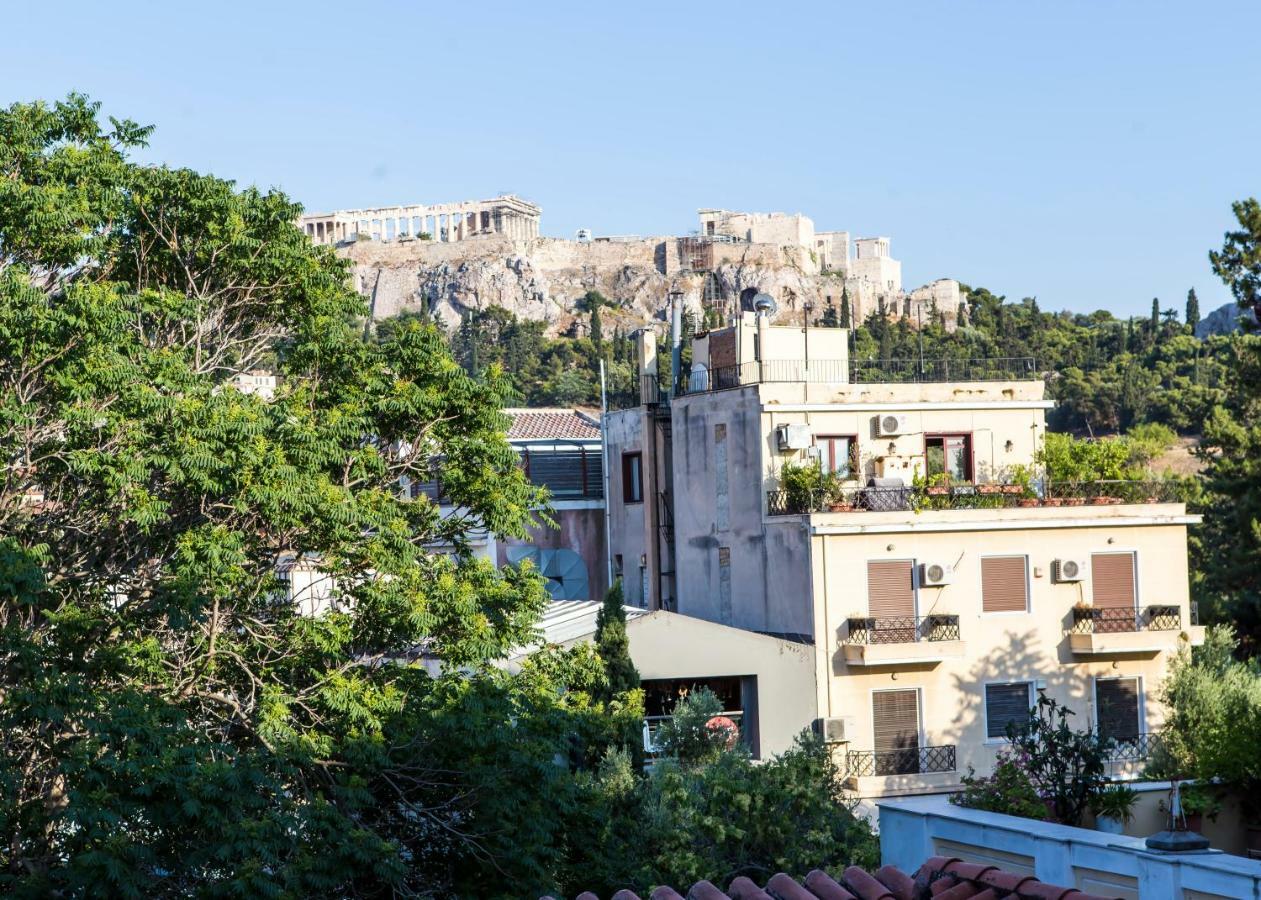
left=599, top=359, right=614, bottom=591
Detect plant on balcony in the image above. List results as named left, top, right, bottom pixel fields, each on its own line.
left=652, top=687, right=737, bottom=766
left=950, top=747, right=1047, bottom=820
left=1006, top=694, right=1111, bottom=826
left=779, top=461, right=826, bottom=514
left=1091, top=784, right=1139, bottom=833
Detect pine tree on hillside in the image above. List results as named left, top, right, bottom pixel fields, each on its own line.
left=1150, top=297, right=1160, bottom=337
left=595, top=580, right=640, bottom=699
left=840, top=289, right=852, bottom=330
left=1186, top=288, right=1201, bottom=333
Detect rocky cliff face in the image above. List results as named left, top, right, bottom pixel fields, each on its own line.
left=340, top=233, right=939, bottom=333
left=1195, top=301, right=1257, bottom=338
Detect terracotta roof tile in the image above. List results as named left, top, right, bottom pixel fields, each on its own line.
left=542, top=857, right=1124, bottom=900
left=505, top=408, right=601, bottom=441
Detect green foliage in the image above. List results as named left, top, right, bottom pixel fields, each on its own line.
left=652, top=688, right=735, bottom=766
left=1091, top=784, right=1139, bottom=824
left=951, top=754, right=1048, bottom=820
left=1037, top=432, right=1136, bottom=482
left=1152, top=627, right=1261, bottom=822
left=1186, top=288, right=1201, bottom=332
left=1005, top=695, right=1110, bottom=826
left=1209, top=197, right=1261, bottom=326
left=595, top=580, right=641, bottom=700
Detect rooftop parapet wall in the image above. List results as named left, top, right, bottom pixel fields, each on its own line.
left=757, top=378, right=1047, bottom=406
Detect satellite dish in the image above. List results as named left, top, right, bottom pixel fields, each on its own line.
left=753, top=293, right=778, bottom=315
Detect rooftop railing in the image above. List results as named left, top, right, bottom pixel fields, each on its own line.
left=844, top=615, right=961, bottom=645
left=766, top=480, right=1189, bottom=516
left=1069, top=605, right=1183, bottom=635
left=846, top=745, right=956, bottom=777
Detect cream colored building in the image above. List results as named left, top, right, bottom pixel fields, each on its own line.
left=606, top=316, right=1202, bottom=800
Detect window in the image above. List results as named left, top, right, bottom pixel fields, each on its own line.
left=866, top=559, right=916, bottom=642
left=1095, top=678, right=1141, bottom=743
left=1091, top=552, right=1136, bottom=610
left=872, top=689, right=920, bottom=775
left=925, top=434, right=972, bottom=481
left=981, top=556, right=1030, bottom=613
left=621, top=452, right=643, bottom=503
left=816, top=435, right=858, bottom=478
left=985, top=682, right=1034, bottom=740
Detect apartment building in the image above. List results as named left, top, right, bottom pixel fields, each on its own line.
left=606, top=312, right=1203, bottom=801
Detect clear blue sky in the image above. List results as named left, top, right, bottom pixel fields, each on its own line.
left=4, top=1, right=1257, bottom=318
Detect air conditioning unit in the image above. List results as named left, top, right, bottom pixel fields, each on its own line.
left=1054, top=558, right=1088, bottom=582
left=814, top=716, right=855, bottom=744
left=876, top=414, right=910, bottom=437
left=776, top=423, right=813, bottom=451
left=920, top=562, right=954, bottom=587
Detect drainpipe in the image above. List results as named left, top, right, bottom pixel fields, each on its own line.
left=670, top=291, right=683, bottom=396
left=600, top=359, right=614, bottom=592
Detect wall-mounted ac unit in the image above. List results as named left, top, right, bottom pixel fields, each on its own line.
left=876, top=414, right=910, bottom=437
left=776, top=423, right=813, bottom=451
left=1053, top=558, right=1088, bottom=582
left=920, top=562, right=954, bottom=587
left=814, top=716, right=855, bottom=744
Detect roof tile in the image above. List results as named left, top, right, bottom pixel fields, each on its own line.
left=505, top=408, right=601, bottom=441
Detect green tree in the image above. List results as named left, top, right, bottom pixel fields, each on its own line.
left=840, top=287, right=852, bottom=329
left=1186, top=287, right=1201, bottom=332
left=591, top=303, right=604, bottom=346
left=0, top=94, right=557, bottom=896
left=1209, top=197, right=1261, bottom=326
left=594, top=580, right=640, bottom=699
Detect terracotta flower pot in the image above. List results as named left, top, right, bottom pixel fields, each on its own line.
left=1018, top=498, right=1039, bottom=507
left=926, top=487, right=949, bottom=496
left=1002, top=484, right=1024, bottom=495
left=1091, top=496, right=1111, bottom=505
left=828, top=503, right=853, bottom=512
left=1042, top=498, right=1064, bottom=507
left=978, top=485, right=1002, bottom=495
left=1064, top=497, right=1086, bottom=507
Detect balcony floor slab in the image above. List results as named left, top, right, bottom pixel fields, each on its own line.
left=843, top=640, right=965, bottom=667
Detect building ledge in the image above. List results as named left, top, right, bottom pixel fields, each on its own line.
left=1068, top=630, right=1184, bottom=656
left=843, top=639, right=965, bottom=667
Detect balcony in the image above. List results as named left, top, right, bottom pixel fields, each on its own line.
left=846, top=745, right=957, bottom=777
left=683, top=356, right=1038, bottom=396
left=1068, top=605, right=1201, bottom=654
left=767, top=480, right=1190, bottom=517
left=841, top=615, right=965, bottom=666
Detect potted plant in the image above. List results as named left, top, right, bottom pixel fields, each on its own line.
left=1178, top=783, right=1223, bottom=833
left=780, top=461, right=824, bottom=514
left=1091, top=784, right=1138, bottom=834
left=1064, top=495, right=1087, bottom=506
left=977, top=482, right=1003, bottom=495
left=1018, top=497, right=1040, bottom=507
left=823, top=471, right=853, bottom=512
left=925, top=473, right=951, bottom=496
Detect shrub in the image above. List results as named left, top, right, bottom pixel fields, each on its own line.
left=1007, top=694, right=1110, bottom=825
left=951, top=751, right=1047, bottom=820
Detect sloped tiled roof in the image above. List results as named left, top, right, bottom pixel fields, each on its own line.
left=542, top=856, right=1121, bottom=900
left=505, top=408, right=601, bottom=441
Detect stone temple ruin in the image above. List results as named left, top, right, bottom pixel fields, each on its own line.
left=298, top=194, right=540, bottom=245
left=298, top=196, right=962, bottom=334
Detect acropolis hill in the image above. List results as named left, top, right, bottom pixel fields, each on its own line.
left=299, top=196, right=962, bottom=333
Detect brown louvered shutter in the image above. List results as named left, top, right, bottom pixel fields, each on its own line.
left=1091, top=552, right=1136, bottom=609
left=867, top=560, right=915, bottom=618
left=1096, top=678, right=1140, bottom=742
left=872, top=689, right=920, bottom=752
left=982, top=556, right=1029, bottom=613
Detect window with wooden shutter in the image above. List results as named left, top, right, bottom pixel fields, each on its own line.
left=981, top=556, right=1029, bottom=613
left=867, top=560, right=915, bottom=618
left=1091, top=552, right=1136, bottom=609
left=985, top=682, right=1033, bottom=740
left=872, top=689, right=920, bottom=775
left=1096, top=678, right=1141, bottom=742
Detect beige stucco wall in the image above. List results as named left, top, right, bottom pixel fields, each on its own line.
left=809, top=509, right=1198, bottom=798
left=627, top=611, right=817, bottom=759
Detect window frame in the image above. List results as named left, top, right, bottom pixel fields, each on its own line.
left=983, top=680, right=1035, bottom=744
left=815, top=433, right=859, bottom=480
left=1092, top=675, right=1145, bottom=742
left=979, top=554, right=1032, bottom=616
left=923, top=432, right=974, bottom=482
left=621, top=451, right=644, bottom=504
left=1089, top=549, right=1140, bottom=610
left=869, top=686, right=924, bottom=753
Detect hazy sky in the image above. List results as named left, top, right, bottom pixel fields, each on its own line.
left=4, top=1, right=1257, bottom=317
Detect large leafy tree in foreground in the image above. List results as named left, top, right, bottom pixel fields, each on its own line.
left=0, top=94, right=553, bottom=896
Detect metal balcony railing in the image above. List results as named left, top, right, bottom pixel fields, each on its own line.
left=846, top=745, right=956, bottom=777
left=1070, top=605, right=1183, bottom=634
left=1105, top=732, right=1164, bottom=762
left=848, top=357, right=1038, bottom=384
left=766, top=480, right=1189, bottom=517
left=845, top=615, right=961, bottom=645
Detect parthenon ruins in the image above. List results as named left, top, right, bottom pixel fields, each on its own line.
left=298, top=194, right=540, bottom=245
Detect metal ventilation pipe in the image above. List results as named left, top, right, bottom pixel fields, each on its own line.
left=669, top=290, right=683, bottom=396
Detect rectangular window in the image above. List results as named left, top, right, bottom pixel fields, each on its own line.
left=872, top=689, right=920, bottom=775
left=866, top=559, right=916, bottom=642
left=981, top=556, right=1030, bottom=613
left=1091, top=552, right=1136, bottom=609
left=621, top=452, right=643, bottom=503
left=985, top=682, right=1033, bottom=740
left=925, top=434, right=972, bottom=481
left=816, top=434, right=858, bottom=478
left=1096, top=678, right=1141, bottom=743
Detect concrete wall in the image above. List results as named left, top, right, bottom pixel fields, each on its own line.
left=626, top=611, right=817, bottom=758
left=670, top=388, right=814, bottom=635
left=605, top=407, right=659, bottom=607
left=499, top=501, right=608, bottom=602
left=810, top=507, right=1198, bottom=797
left=879, top=793, right=1261, bottom=900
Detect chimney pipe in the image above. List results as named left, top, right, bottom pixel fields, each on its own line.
left=669, top=291, right=683, bottom=396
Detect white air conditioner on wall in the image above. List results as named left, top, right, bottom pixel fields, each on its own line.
left=876, top=414, right=910, bottom=437
left=815, top=716, right=856, bottom=744
left=1054, top=558, right=1088, bottom=582
left=920, top=562, right=954, bottom=587
left=776, top=423, right=813, bottom=451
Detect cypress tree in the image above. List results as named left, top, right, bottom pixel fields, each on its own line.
left=595, top=580, right=640, bottom=699
left=1150, top=297, right=1160, bottom=337
left=840, top=284, right=852, bottom=329
left=1186, top=288, right=1200, bottom=334
left=590, top=304, right=603, bottom=346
